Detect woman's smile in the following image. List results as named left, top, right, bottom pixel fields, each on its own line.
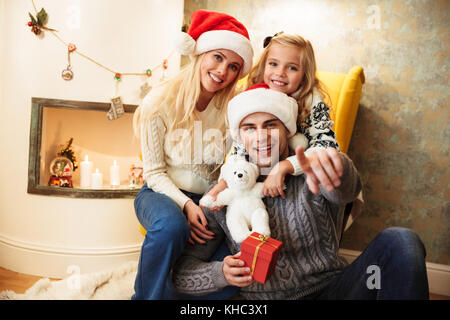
left=208, top=72, right=224, bottom=84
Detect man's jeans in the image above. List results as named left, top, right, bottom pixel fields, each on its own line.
left=306, top=227, right=429, bottom=300
left=132, top=183, right=238, bottom=300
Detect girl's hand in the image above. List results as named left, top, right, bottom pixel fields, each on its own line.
left=263, top=160, right=293, bottom=199
left=184, top=200, right=215, bottom=245
left=200, top=179, right=228, bottom=211
left=295, top=146, right=343, bottom=194
left=223, top=252, right=254, bottom=287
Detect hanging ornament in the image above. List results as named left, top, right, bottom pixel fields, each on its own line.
left=62, top=43, right=76, bottom=80
left=139, top=68, right=153, bottom=98
left=61, top=68, right=73, bottom=81
left=68, top=43, right=77, bottom=53
left=27, top=8, right=57, bottom=36
left=107, top=96, right=125, bottom=120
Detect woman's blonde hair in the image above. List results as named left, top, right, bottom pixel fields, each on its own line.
left=247, top=32, right=330, bottom=125
left=133, top=53, right=241, bottom=144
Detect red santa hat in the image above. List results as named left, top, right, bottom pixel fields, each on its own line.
left=227, top=83, right=298, bottom=140
left=175, top=10, right=254, bottom=77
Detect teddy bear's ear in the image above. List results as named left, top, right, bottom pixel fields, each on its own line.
left=248, top=161, right=260, bottom=178
left=221, top=155, right=238, bottom=179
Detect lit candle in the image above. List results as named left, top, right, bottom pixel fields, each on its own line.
left=91, top=169, right=103, bottom=189
left=80, top=155, right=93, bottom=188
left=110, top=160, right=120, bottom=187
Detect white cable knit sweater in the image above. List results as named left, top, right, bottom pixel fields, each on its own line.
left=139, top=87, right=225, bottom=209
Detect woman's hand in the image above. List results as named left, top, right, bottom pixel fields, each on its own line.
left=263, top=160, right=293, bottom=199
left=184, top=200, right=215, bottom=245
left=295, top=146, right=343, bottom=194
left=200, top=179, right=228, bottom=211
left=223, top=252, right=254, bottom=287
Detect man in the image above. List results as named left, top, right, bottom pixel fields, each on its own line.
left=172, top=86, right=429, bottom=300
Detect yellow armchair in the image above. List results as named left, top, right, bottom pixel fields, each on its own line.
left=317, top=66, right=365, bottom=153
left=317, top=66, right=365, bottom=233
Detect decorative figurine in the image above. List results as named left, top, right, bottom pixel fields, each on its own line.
left=128, top=164, right=144, bottom=189
left=48, top=138, right=77, bottom=187
left=48, top=156, right=73, bottom=187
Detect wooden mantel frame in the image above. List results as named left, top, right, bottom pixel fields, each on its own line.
left=27, top=97, right=140, bottom=199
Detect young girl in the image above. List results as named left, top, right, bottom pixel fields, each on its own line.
left=132, top=10, right=253, bottom=300
left=205, top=32, right=340, bottom=200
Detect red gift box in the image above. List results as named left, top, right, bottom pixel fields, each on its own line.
left=240, top=232, right=283, bottom=284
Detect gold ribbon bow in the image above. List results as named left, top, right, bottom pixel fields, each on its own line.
left=248, top=234, right=277, bottom=276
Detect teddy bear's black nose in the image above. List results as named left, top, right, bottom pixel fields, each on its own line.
left=237, top=173, right=243, bottom=178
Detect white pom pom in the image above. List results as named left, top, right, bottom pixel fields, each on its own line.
left=288, top=133, right=309, bottom=151
left=174, top=32, right=195, bottom=55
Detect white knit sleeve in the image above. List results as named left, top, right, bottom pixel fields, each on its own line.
left=285, top=155, right=303, bottom=176
left=141, top=115, right=190, bottom=209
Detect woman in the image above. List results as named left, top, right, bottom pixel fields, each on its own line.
left=132, top=10, right=253, bottom=300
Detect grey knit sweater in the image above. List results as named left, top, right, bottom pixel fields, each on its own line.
left=172, top=153, right=362, bottom=300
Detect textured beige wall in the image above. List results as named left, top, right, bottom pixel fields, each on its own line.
left=185, top=0, right=449, bottom=265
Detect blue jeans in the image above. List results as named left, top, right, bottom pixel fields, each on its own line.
left=305, top=227, right=429, bottom=300
left=132, top=184, right=238, bottom=300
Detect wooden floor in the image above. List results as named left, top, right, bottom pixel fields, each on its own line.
left=0, top=266, right=448, bottom=299
left=0, top=267, right=61, bottom=294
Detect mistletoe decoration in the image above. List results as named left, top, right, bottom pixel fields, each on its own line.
left=57, top=138, right=78, bottom=171
left=28, top=8, right=56, bottom=35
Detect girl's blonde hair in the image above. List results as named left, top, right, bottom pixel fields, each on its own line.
left=133, top=53, right=241, bottom=144
left=247, top=32, right=330, bottom=125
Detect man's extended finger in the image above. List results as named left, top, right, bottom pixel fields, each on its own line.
left=327, top=148, right=343, bottom=177
left=296, top=146, right=312, bottom=174
left=310, top=156, right=334, bottom=191
left=306, top=175, right=320, bottom=194
left=317, top=151, right=341, bottom=188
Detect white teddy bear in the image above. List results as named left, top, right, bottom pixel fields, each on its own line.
left=200, top=156, right=270, bottom=243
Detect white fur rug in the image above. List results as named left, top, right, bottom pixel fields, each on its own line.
left=0, top=260, right=138, bottom=300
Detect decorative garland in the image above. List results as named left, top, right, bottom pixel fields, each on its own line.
left=27, top=1, right=173, bottom=119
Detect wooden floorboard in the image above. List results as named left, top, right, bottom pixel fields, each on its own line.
left=0, top=266, right=448, bottom=299
left=0, top=267, right=60, bottom=294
